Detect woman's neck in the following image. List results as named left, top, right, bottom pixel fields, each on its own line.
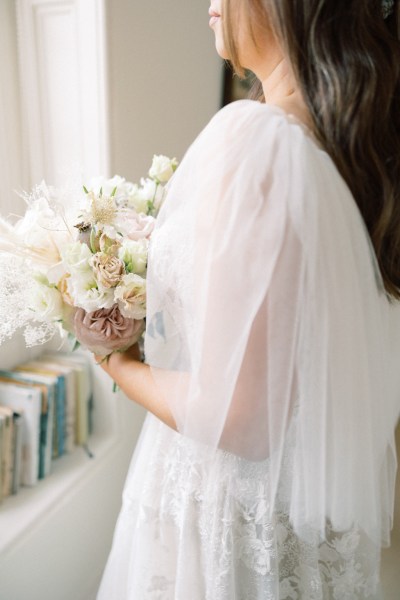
left=259, top=59, right=313, bottom=130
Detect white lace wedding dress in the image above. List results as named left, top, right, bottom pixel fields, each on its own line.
left=97, top=101, right=400, bottom=600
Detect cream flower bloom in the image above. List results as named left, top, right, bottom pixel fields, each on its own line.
left=148, top=155, right=178, bottom=183
left=63, top=241, right=93, bottom=274
left=72, top=284, right=115, bottom=313
left=127, top=178, right=164, bottom=215
left=118, top=239, right=148, bottom=274
left=57, top=273, right=74, bottom=306
left=31, top=282, right=64, bottom=322
left=87, top=175, right=127, bottom=198
left=114, top=211, right=155, bottom=240
left=90, top=252, right=125, bottom=289
left=126, top=183, right=150, bottom=214
left=114, top=273, right=146, bottom=319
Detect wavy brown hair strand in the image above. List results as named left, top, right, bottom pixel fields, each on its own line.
left=223, top=0, right=400, bottom=298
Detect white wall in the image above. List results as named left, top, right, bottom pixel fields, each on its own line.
left=0, top=1, right=222, bottom=599
left=0, top=0, right=27, bottom=212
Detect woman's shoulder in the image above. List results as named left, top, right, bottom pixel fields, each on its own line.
left=199, top=99, right=328, bottom=168
left=212, top=98, right=283, bottom=122
left=207, top=99, right=287, bottom=136
left=210, top=99, right=314, bottom=140
left=172, top=99, right=340, bottom=216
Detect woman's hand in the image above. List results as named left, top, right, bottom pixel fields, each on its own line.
left=93, top=341, right=176, bottom=431
left=94, top=342, right=142, bottom=375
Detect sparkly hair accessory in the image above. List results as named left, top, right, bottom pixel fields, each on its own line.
left=382, top=0, right=395, bottom=19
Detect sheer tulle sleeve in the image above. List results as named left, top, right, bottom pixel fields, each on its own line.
left=145, top=100, right=400, bottom=546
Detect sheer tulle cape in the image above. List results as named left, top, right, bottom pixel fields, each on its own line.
left=145, top=100, right=400, bottom=548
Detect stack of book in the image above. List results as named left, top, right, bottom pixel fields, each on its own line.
left=0, top=352, right=93, bottom=502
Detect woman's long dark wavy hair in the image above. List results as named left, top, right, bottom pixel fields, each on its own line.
left=223, top=0, right=400, bottom=299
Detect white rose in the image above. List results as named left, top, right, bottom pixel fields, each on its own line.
left=148, top=155, right=178, bottom=183
left=127, top=178, right=164, bottom=215
left=101, top=225, right=118, bottom=240
left=14, top=193, right=70, bottom=267
left=87, top=175, right=126, bottom=198
left=66, top=270, right=98, bottom=308
left=140, top=178, right=159, bottom=200
left=62, top=242, right=93, bottom=274
left=114, top=273, right=146, bottom=319
left=31, top=283, right=64, bottom=322
left=16, top=186, right=67, bottom=238
left=114, top=211, right=155, bottom=240
left=118, top=239, right=148, bottom=274
left=127, top=183, right=151, bottom=214
left=71, top=282, right=115, bottom=313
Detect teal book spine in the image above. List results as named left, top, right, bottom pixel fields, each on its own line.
left=55, top=376, right=66, bottom=457
left=38, top=408, right=47, bottom=479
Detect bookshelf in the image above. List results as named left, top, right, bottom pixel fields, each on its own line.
left=0, top=335, right=144, bottom=600
left=0, top=430, right=115, bottom=554
left=0, top=339, right=122, bottom=555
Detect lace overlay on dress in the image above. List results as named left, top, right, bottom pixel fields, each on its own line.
left=118, top=416, right=381, bottom=600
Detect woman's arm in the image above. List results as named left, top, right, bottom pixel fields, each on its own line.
left=96, top=344, right=177, bottom=431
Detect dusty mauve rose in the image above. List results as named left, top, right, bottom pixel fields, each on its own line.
left=73, top=305, right=145, bottom=355
left=90, top=252, right=125, bottom=288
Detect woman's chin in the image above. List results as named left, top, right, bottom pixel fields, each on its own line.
left=214, top=38, right=229, bottom=60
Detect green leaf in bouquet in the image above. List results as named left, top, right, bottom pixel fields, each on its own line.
left=83, top=185, right=89, bottom=194
left=152, top=182, right=159, bottom=202
left=67, top=332, right=81, bottom=352
left=111, top=186, right=118, bottom=197
left=89, top=227, right=98, bottom=254
left=32, top=272, right=50, bottom=286
left=147, top=200, right=154, bottom=215
left=100, top=233, right=120, bottom=256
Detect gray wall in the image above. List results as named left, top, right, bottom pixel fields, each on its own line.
left=107, top=0, right=223, bottom=180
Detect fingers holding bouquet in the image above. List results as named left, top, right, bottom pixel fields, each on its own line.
left=93, top=341, right=142, bottom=374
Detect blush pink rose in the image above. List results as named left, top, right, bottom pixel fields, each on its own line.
left=73, top=304, right=145, bottom=355
left=115, top=213, right=155, bottom=240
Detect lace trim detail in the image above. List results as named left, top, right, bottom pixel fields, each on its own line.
left=121, top=418, right=381, bottom=600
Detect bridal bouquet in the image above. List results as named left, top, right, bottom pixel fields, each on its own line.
left=0, top=155, right=178, bottom=357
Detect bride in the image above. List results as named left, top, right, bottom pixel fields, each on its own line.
left=96, top=1, right=400, bottom=598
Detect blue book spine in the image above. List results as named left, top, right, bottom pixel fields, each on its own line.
left=52, top=381, right=59, bottom=459
left=88, top=393, right=94, bottom=436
